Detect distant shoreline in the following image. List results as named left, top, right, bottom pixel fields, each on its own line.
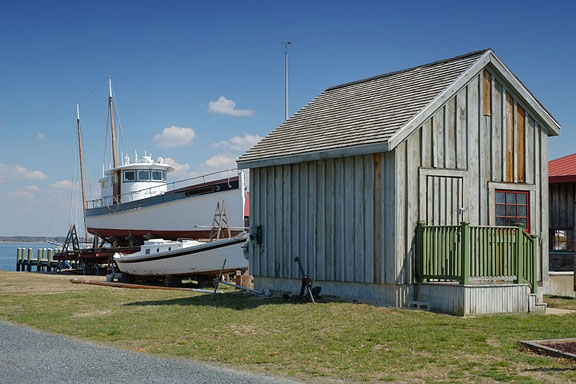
left=0, top=239, right=65, bottom=244
left=0, top=241, right=60, bottom=244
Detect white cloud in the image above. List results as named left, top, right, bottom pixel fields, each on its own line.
left=50, top=180, right=73, bottom=191
left=6, top=185, right=41, bottom=200
left=161, top=155, right=235, bottom=187
left=14, top=166, right=47, bottom=181
left=163, top=154, right=238, bottom=182
left=23, top=185, right=41, bottom=192
left=37, top=132, right=46, bottom=140
left=154, top=126, right=196, bottom=148
left=163, top=157, right=192, bottom=180
left=200, top=154, right=238, bottom=170
left=213, top=133, right=262, bottom=151
left=0, top=163, right=48, bottom=183
left=6, top=190, right=35, bottom=200
left=208, top=96, right=254, bottom=117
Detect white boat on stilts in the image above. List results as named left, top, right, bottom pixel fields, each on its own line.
left=84, top=77, right=249, bottom=247
left=113, top=232, right=248, bottom=278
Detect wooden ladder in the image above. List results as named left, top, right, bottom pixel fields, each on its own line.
left=208, top=200, right=231, bottom=241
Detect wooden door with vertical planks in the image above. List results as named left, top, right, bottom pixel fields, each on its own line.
left=425, top=175, right=465, bottom=225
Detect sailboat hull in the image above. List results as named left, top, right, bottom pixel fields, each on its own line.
left=114, top=236, right=248, bottom=277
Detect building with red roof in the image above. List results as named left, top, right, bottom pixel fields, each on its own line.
left=549, top=153, right=576, bottom=183
left=548, top=153, right=576, bottom=296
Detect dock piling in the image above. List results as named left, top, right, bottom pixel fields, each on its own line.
left=27, top=248, right=32, bottom=272
left=47, top=249, right=54, bottom=272
left=36, top=249, right=42, bottom=272
left=16, top=248, right=21, bottom=271
left=42, top=248, right=48, bottom=271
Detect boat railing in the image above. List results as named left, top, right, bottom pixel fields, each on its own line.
left=87, top=168, right=240, bottom=209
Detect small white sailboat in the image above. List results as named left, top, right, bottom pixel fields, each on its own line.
left=113, top=232, right=249, bottom=278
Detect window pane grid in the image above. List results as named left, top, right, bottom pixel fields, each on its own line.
left=495, top=190, right=529, bottom=231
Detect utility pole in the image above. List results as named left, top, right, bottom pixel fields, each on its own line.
left=284, top=42, right=292, bottom=121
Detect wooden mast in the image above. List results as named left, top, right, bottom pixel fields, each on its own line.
left=76, top=104, right=89, bottom=243
left=108, top=76, right=118, bottom=168
left=108, top=76, right=122, bottom=205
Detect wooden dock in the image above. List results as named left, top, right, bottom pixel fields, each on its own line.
left=16, top=246, right=138, bottom=274
left=16, top=248, right=60, bottom=272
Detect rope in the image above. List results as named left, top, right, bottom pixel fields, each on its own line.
left=76, top=78, right=107, bottom=105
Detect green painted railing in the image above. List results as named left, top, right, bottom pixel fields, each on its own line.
left=417, top=222, right=538, bottom=293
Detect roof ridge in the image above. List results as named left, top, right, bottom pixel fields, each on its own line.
left=326, top=48, right=491, bottom=92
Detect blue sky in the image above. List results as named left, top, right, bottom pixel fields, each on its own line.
left=0, top=0, right=574, bottom=236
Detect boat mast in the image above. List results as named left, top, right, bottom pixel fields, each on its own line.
left=76, top=104, right=89, bottom=243
left=108, top=76, right=118, bottom=168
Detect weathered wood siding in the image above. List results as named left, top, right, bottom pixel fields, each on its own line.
left=417, top=283, right=532, bottom=315
left=395, top=68, right=550, bottom=284
left=549, top=183, right=575, bottom=230
left=248, top=153, right=397, bottom=283
left=249, top=68, right=551, bottom=287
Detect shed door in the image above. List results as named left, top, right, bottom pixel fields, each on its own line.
left=425, top=175, right=465, bottom=225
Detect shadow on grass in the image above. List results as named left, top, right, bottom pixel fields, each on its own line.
left=545, top=295, right=576, bottom=300
left=123, top=291, right=330, bottom=310
left=525, top=367, right=576, bottom=372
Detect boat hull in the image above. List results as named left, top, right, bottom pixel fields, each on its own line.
left=86, top=178, right=245, bottom=242
left=114, top=237, right=248, bottom=277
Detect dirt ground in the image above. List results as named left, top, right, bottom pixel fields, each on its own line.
left=544, top=341, right=576, bottom=355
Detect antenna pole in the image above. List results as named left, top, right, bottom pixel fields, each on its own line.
left=284, top=42, right=292, bottom=121
left=76, top=104, right=89, bottom=243
left=108, top=76, right=118, bottom=168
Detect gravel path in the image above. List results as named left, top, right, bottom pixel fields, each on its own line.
left=0, top=320, right=301, bottom=384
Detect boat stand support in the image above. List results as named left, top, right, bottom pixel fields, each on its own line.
left=212, top=259, right=270, bottom=298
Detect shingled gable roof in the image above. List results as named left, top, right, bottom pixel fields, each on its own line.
left=238, top=49, right=561, bottom=169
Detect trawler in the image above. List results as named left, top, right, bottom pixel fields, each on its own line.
left=82, top=78, right=248, bottom=247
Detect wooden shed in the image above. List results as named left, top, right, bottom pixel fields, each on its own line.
left=238, top=49, right=561, bottom=315
left=547, top=153, right=576, bottom=297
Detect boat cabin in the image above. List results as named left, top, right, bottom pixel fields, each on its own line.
left=238, top=49, right=560, bottom=315
left=98, top=154, right=175, bottom=206
left=140, top=238, right=201, bottom=255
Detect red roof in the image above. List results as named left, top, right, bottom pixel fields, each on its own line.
left=549, top=153, right=576, bottom=183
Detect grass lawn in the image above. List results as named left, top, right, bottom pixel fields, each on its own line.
left=0, top=271, right=575, bottom=383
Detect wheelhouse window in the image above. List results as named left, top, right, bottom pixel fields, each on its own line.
left=123, top=170, right=135, bottom=182
left=495, top=190, right=529, bottom=230
left=138, top=170, right=150, bottom=181
left=151, top=170, right=165, bottom=181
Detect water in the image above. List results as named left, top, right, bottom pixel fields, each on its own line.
left=0, top=243, right=55, bottom=271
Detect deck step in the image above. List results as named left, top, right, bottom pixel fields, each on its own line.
left=529, top=293, right=547, bottom=314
